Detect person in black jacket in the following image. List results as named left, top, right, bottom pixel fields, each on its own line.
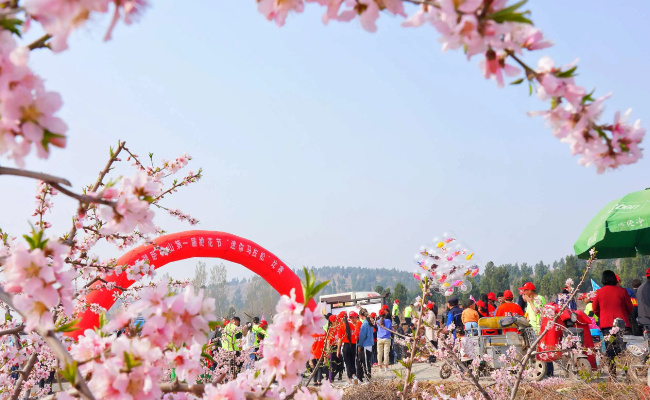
left=516, top=288, right=528, bottom=314
left=637, top=270, right=650, bottom=330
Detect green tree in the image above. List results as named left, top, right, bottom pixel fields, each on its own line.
left=520, top=262, right=533, bottom=283
left=393, top=282, right=408, bottom=305
left=533, top=261, right=550, bottom=288
left=564, top=256, right=582, bottom=283
left=478, top=262, right=497, bottom=295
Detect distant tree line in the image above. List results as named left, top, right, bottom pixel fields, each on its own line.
left=184, top=254, right=650, bottom=320
left=468, top=254, right=650, bottom=302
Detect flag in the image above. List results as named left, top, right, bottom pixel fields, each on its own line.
left=591, top=279, right=601, bottom=291
left=470, top=295, right=476, bottom=302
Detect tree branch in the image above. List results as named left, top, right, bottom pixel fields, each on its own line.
left=48, top=181, right=114, bottom=207
left=0, top=167, right=113, bottom=206
left=122, top=146, right=146, bottom=171
left=64, top=141, right=125, bottom=246
left=28, top=34, right=52, bottom=50
left=505, top=49, right=539, bottom=81
left=0, top=289, right=97, bottom=400
left=158, top=381, right=274, bottom=399
left=10, top=352, right=37, bottom=400
left=437, top=337, right=492, bottom=400
left=0, top=166, right=71, bottom=186
left=400, top=281, right=430, bottom=400
left=0, top=325, right=24, bottom=337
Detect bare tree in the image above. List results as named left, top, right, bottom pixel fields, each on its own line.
left=191, top=261, right=207, bottom=293
left=208, top=263, right=228, bottom=318
left=243, top=276, right=279, bottom=320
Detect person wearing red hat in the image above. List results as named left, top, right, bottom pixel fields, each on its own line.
left=326, top=314, right=343, bottom=382
left=487, top=292, right=497, bottom=316
left=350, top=312, right=362, bottom=346
left=310, top=332, right=327, bottom=386
left=475, top=300, right=488, bottom=319
left=518, top=282, right=546, bottom=331
left=520, top=282, right=553, bottom=377
left=478, top=294, right=495, bottom=317
left=495, top=290, right=524, bottom=333
left=337, top=312, right=359, bottom=384
left=376, top=309, right=393, bottom=371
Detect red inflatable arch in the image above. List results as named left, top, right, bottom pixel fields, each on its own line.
left=68, top=230, right=314, bottom=340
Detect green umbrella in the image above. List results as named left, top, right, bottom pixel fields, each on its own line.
left=574, top=188, right=650, bottom=259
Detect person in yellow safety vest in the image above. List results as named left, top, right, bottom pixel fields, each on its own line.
left=404, top=303, right=413, bottom=326
left=252, top=320, right=267, bottom=350
left=584, top=300, right=598, bottom=324
left=392, top=299, right=400, bottom=325
left=222, top=316, right=244, bottom=352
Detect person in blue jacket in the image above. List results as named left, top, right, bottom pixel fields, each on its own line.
left=357, top=309, right=374, bottom=382
left=445, top=298, right=463, bottom=339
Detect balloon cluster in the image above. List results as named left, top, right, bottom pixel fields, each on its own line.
left=412, top=232, right=480, bottom=296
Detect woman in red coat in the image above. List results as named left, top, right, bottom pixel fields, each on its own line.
left=593, top=269, right=633, bottom=376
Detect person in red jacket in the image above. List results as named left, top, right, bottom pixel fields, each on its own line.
left=337, top=312, right=358, bottom=383
left=310, top=333, right=326, bottom=386
left=487, top=292, right=497, bottom=316
left=593, top=269, right=633, bottom=376
left=495, top=290, right=524, bottom=333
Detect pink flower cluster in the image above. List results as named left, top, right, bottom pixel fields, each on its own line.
left=165, top=343, right=203, bottom=384
left=24, top=0, right=147, bottom=53
left=98, top=171, right=163, bottom=234
left=86, top=336, right=164, bottom=400
left=531, top=58, right=644, bottom=172
left=124, top=285, right=216, bottom=348
left=0, top=30, right=67, bottom=167
left=119, top=258, right=156, bottom=281
left=257, top=289, right=326, bottom=391
left=163, top=153, right=191, bottom=174
left=3, top=240, right=74, bottom=331
left=256, top=0, right=644, bottom=172
left=70, top=329, right=111, bottom=373
left=32, top=181, right=57, bottom=229
left=168, top=208, right=199, bottom=225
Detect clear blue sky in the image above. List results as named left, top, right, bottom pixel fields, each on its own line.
left=2, top=0, right=649, bottom=281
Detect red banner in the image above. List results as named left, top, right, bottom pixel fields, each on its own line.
left=68, top=230, right=314, bottom=340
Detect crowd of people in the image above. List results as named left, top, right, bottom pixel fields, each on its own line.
left=204, top=267, right=650, bottom=385
left=308, top=303, right=440, bottom=386
left=209, top=316, right=269, bottom=376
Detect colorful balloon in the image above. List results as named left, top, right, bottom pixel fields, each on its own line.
left=411, top=233, right=479, bottom=295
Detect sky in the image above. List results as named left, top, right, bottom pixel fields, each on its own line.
left=1, top=0, right=649, bottom=283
